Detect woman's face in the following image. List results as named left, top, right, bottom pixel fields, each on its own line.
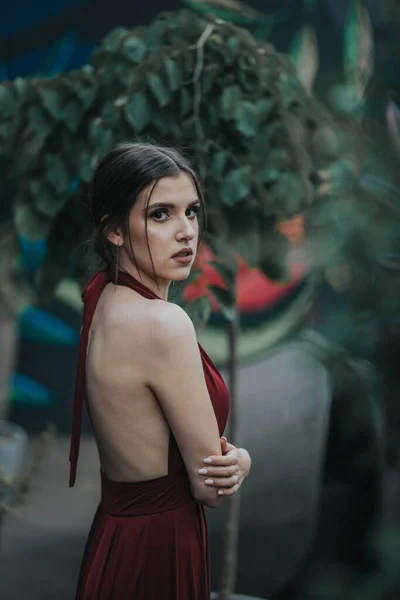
left=119, top=171, right=201, bottom=290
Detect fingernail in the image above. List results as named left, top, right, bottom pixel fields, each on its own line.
left=198, top=468, right=208, bottom=475
left=218, top=490, right=224, bottom=496
left=205, top=479, right=214, bottom=485
left=204, top=458, right=212, bottom=464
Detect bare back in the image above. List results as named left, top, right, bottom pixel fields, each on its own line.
left=85, top=283, right=170, bottom=482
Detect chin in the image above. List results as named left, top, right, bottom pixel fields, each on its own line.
left=171, top=268, right=192, bottom=282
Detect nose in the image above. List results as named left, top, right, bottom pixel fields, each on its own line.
left=176, top=215, right=196, bottom=241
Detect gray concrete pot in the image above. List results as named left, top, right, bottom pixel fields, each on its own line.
left=0, top=420, right=28, bottom=478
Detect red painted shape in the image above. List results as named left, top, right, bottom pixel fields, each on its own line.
left=184, top=246, right=307, bottom=314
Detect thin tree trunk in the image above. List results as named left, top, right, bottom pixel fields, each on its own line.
left=0, top=317, right=18, bottom=421
left=218, top=314, right=240, bottom=600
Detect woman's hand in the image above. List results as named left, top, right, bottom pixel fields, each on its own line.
left=198, top=437, right=251, bottom=496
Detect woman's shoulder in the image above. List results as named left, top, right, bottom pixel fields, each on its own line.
left=102, top=287, right=195, bottom=345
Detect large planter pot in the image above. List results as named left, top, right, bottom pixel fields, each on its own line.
left=211, top=594, right=268, bottom=599
left=0, top=420, right=28, bottom=478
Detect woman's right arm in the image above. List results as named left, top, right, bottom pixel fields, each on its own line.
left=145, top=302, right=223, bottom=508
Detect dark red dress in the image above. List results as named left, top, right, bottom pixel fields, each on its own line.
left=69, top=269, right=230, bottom=600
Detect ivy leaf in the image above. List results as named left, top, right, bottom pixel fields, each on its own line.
left=0, top=86, right=15, bottom=118
left=64, top=100, right=83, bottom=133
left=221, top=85, right=241, bottom=119
left=14, top=77, right=28, bottom=100
left=235, top=101, right=259, bottom=137
left=67, top=79, right=96, bottom=109
left=184, top=295, right=212, bottom=330
left=220, top=166, right=252, bottom=206
left=113, top=63, right=132, bottom=85
left=269, top=172, right=303, bottom=214
left=39, top=88, right=62, bottom=119
left=165, top=58, right=182, bottom=92
left=29, top=180, right=61, bottom=218
left=27, top=106, right=52, bottom=137
left=124, top=93, right=151, bottom=132
left=259, top=149, right=291, bottom=183
left=147, top=72, right=171, bottom=107
left=235, top=98, right=275, bottom=137
left=211, top=150, right=229, bottom=178
left=44, top=154, right=70, bottom=194
left=101, top=101, right=120, bottom=127
left=209, top=259, right=237, bottom=295
left=14, top=201, right=51, bottom=241
left=207, top=285, right=236, bottom=322
left=77, top=149, right=93, bottom=183
left=144, top=18, right=168, bottom=48
left=250, top=133, right=272, bottom=160
left=89, top=119, right=113, bottom=156
left=122, top=36, right=147, bottom=63
left=102, top=27, right=130, bottom=53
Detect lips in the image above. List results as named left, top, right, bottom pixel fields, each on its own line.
left=172, top=248, right=193, bottom=258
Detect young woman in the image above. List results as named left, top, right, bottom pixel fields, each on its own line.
left=69, top=142, right=251, bottom=599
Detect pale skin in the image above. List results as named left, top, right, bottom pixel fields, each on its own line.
left=91, top=171, right=250, bottom=506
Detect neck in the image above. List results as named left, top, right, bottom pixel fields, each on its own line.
left=117, top=263, right=171, bottom=300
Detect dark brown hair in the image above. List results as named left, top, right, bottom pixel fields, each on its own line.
left=88, top=142, right=206, bottom=281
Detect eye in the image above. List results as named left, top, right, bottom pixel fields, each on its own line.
left=151, top=209, right=169, bottom=222
left=187, top=205, right=200, bottom=219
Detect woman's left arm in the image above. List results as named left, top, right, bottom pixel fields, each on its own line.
left=198, top=437, right=251, bottom=496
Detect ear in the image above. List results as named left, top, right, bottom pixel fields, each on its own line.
left=101, top=215, right=124, bottom=247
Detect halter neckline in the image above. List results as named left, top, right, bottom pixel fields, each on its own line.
left=116, top=270, right=162, bottom=300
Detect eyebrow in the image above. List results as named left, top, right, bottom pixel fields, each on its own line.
left=144, top=200, right=200, bottom=212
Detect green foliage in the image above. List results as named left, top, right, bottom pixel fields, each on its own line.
left=38, top=88, right=62, bottom=118
left=343, top=0, right=374, bottom=94
left=122, top=36, right=147, bottom=63
left=208, top=285, right=236, bottom=322
left=124, top=93, right=152, bottom=132
left=165, top=59, right=182, bottom=92
left=147, top=72, right=172, bottom=107
left=0, top=7, right=350, bottom=310
left=220, top=166, right=252, bottom=206
left=0, top=86, right=15, bottom=118
left=184, top=295, right=213, bottom=330
left=44, top=154, right=70, bottom=194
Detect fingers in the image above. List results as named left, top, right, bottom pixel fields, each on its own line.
left=217, top=482, right=240, bottom=496
left=220, top=438, right=237, bottom=455
left=203, top=455, right=238, bottom=467
left=204, top=475, right=240, bottom=489
left=198, top=464, right=239, bottom=478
